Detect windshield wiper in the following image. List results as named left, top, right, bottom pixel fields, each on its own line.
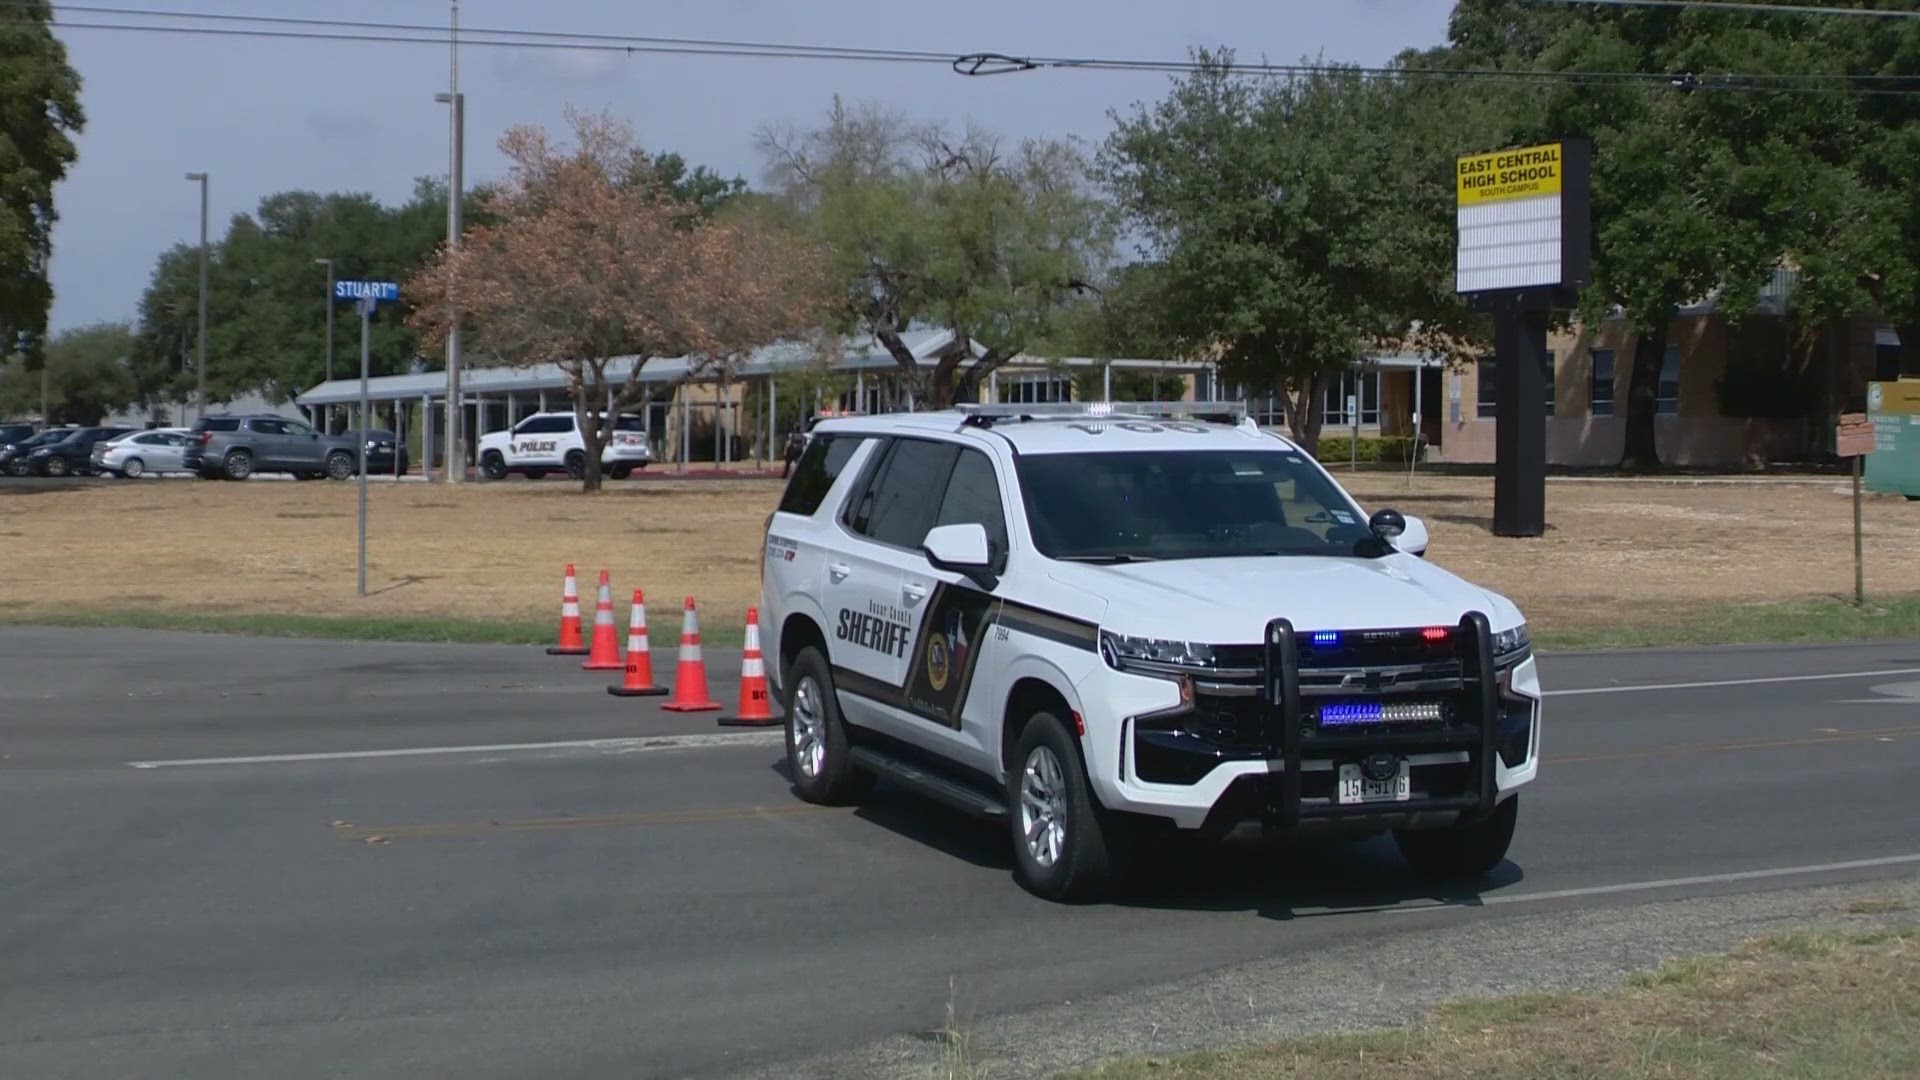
left=1055, top=553, right=1156, bottom=564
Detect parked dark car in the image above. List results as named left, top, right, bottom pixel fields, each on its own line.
left=24, top=426, right=134, bottom=476
left=341, top=428, right=409, bottom=475
left=183, top=414, right=359, bottom=480
left=2, top=427, right=73, bottom=476
left=0, top=423, right=36, bottom=446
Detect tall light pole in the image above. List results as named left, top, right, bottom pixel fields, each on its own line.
left=314, top=258, right=335, bottom=432
left=185, top=172, right=209, bottom=421
left=436, top=1, right=465, bottom=481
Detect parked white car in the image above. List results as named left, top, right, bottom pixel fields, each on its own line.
left=93, top=428, right=192, bottom=478
left=476, top=412, right=651, bottom=480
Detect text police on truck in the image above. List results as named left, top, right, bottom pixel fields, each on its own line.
left=759, top=403, right=1540, bottom=901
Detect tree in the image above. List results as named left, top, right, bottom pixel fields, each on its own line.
left=407, top=109, right=831, bottom=492
left=0, top=1, right=85, bottom=365
left=0, top=321, right=138, bottom=423
left=1442, top=0, right=1841, bottom=470
left=1102, top=51, right=1479, bottom=452
left=131, top=180, right=464, bottom=412
left=759, top=98, right=1120, bottom=409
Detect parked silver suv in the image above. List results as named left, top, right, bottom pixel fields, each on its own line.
left=184, top=414, right=359, bottom=481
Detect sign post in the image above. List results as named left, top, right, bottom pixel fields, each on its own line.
left=1454, top=140, right=1591, bottom=537
left=1836, top=411, right=1877, bottom=605
left=333, top=280, right=400, bottom=597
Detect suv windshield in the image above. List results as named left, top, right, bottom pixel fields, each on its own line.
left=1016, top=449, right=1374, bottom=560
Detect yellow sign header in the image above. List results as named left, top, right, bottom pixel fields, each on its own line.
left=1457, top=143, right=1564, bottom=206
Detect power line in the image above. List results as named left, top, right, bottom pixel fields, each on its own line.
left=1526, top=0, right=1920, bottom=17
left=14, top=6, right=1920, bottom=96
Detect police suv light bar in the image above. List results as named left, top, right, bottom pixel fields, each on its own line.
left=954, top=401, right=1249, bottom=423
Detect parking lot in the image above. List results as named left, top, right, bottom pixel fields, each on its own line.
left=4, top=626, right=1918, bottom=1078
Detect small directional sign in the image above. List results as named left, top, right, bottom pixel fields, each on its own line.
left=334, top=280, right=399, bottom=303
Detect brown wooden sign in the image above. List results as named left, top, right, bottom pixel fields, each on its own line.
left=1837, top=412, right=1877, bottom=457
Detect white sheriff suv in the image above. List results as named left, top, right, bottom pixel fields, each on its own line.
left=760, top=402, right=1540, bottom=902
left=477, top=411, right=651, bottom=480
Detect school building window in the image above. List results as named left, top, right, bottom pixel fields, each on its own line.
left=997, top=373, right=1072, bottom=404
left=1323, top=370, right=1381, bottom=426
left=1590, top=349, right=1615, bottom=417
left=1542, top=352, right=1556, bottom=417
left=1659, top=344, right=1680, bottom=416
left=1476, top=359, right=1497, bottom=418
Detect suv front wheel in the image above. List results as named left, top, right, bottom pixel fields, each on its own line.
left=784, top=646, right=873, bottom=805
left=223, top=450, right=253, bottom=480
left=1010, top=712, right=1132, bottom=902
left=325, top=451, right=355, bottom=481
left=480, top=451, right=508, bottom=481
left=1394, top=795, right=1518, bottom=881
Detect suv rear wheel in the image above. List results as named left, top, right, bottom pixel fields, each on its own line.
left=565, top=451, right=586, bottom=480
left=223, top=450, right=253, bottom=480
left=1394, top=796, right=1518, bottom=881
left=325, top=451, right=355, bottom=481
left=480, top=451, right=508, bottom=481
left=43, top=456, right=68, bottom=477
left=1010, top=712, right=1131, bottom=902
left=784, top=646, right=873, bottom=805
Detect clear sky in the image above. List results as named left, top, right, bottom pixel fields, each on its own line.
left=46, top=0, right=1454, bottom=333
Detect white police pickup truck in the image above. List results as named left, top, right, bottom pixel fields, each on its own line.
left=476, top=411, right=651, bottom=481
left=759, top=402, right=1540, bottom=901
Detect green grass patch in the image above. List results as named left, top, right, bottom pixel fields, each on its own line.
left=1535, top=593, right=1920, bottom=652
left=0, top=608, right=747, bottom=649
left=1068, top=927, right=1920, bottom=1080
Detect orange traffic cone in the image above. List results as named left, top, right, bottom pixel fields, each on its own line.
left=718, top=607, right=778, bottom=727
left=545, top=563, right=589, bottom=655
left=661, top=596, right=721, bottom=712
left=581, top=569, right=623, bottom=671
left=608, top=589, right=667, bottom=697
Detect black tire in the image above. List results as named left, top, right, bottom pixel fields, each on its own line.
left=565, top=451, right=586, bottom=481
left=1394, top=795, right=1518, bottom=881
left=607, top=464, right=633, bottom=480
left=1009, top=712, right=1131, bottom=902
left=783, top=646, right=874, bottom=805
left=223, top=451, right=253, bottom=481
left=324, top=452, right=355, bottom=481
left=524, top=469, right=548, bottom=480
left=44, top=456, right=68, bottom=477
left=480, top=451, right=508, bottom=481
left=5, top=458, right=27, bottom=477
left=121, top=457, right=145, bottom=478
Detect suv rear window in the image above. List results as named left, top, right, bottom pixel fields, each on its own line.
left=194, top=418, right=241, bottom=433
left=614, top=416, right=645, bottom=432
left=778, top=435, right=865, bottom=517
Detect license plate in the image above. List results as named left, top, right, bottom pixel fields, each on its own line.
left=615, top=433, right=640, bottom=446
left=1337, top=760, right=1410, bottom=805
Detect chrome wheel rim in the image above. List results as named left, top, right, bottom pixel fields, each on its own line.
left=227, top=455, right=250, bottom=479
left=1020, top=745, right=1069, bottom=869
left=791, top=676, right=826, bottom=779
left=123, top=459, right=142, bottom=477
left=328, top=455, right=351, bottom=480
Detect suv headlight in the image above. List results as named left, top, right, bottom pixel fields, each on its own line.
left=1492, top=622, right=1531, bottom=663
left=1099, top=631, right=1217, bottom=673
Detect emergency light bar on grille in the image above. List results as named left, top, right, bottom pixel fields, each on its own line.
left=954, top=401, right=1249, bottom=425
left=1317, top=701, right=1446, bottom=727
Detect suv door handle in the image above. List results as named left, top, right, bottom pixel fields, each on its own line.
left=827, top=562, right=852, bottom=583
left=902, top=582, right=928, bottom=605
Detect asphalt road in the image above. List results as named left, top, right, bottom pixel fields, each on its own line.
left=3, top=627, right=1918, bottom=1079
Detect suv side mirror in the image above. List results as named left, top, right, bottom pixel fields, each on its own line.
left=1396, top=514, right=1429, bottom=556
left=923, top=523, right=998, bottom=591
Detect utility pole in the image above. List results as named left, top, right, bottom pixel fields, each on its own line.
left=436, top=0, right=465, bottom=482
left=185, top=172, right=210, bottom=421
left=314, top=257, right=335, bottom=432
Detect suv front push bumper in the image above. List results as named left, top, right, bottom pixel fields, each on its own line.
left=1254, top=612, right=1500, bottom=833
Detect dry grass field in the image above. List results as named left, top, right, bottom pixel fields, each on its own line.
left=2, top=471, right=1916, bottom=644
